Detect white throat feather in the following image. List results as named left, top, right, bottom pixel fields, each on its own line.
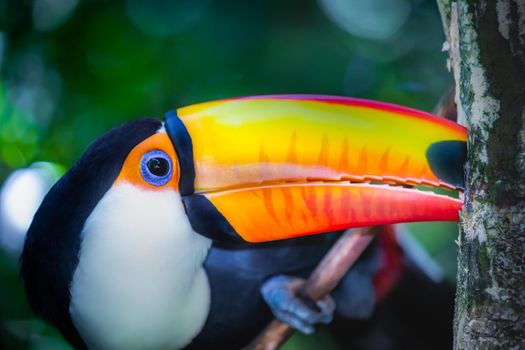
left=69, top=183, right=211, bottom=350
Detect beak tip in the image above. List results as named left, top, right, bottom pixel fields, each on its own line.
left=426, top=140, right=467, bottom=190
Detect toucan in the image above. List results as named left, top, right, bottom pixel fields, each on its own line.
left=20, top=95, right=466, bottom=349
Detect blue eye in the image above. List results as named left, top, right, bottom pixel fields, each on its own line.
left=140, top=150, right=173, bottom=186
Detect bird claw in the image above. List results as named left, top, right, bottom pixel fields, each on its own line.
left=261, top=275, right=335, bottom=335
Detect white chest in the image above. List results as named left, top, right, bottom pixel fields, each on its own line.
left=69, top=184, right=212, bottom=350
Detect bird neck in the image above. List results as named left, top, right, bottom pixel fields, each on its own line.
left=69, top=184, right=212, bottom=349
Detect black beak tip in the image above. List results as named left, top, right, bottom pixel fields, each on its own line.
left=426, top=140, right=467, bottom=190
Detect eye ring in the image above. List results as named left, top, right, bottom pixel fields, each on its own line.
left=140, top=150, right=173, bottom=187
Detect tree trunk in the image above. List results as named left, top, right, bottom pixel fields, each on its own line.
left=436, top=1, right=525, bottom=349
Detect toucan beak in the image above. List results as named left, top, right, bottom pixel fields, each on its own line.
left=165, top=95, right=467, bottom=243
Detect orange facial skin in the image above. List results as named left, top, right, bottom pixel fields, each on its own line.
left=115, top=132, right=179, bottom=191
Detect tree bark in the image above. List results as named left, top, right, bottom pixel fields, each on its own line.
left=437, top=1, right=525, bottom=349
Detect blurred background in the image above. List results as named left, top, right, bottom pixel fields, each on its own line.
left=0, top=0, right=457, bottom=349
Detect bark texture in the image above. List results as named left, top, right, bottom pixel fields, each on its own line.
left=437, top=1, right=525, bottom=349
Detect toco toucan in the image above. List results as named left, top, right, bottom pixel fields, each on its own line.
left=20, top=95, right=466, bottom=349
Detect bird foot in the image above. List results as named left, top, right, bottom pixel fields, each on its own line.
left=260, top=275, right=335, bottom=334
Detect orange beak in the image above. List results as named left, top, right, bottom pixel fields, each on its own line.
left=165, top=95, right=467, bottom=243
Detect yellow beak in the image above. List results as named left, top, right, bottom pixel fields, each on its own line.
left=166, top=95, right=466, bottom=242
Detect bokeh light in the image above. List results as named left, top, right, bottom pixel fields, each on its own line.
left=32, top=0, right=79, bottom=31
left=318, top=0, right=411, bottom=40
left=0, top=162, right=62, bottom=253
left=127, top=0, right=210, bottom=36
left=6, top=52, right=62, bottom=129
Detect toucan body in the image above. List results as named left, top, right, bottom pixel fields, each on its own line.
left=20, top=95, right=466, bottom=349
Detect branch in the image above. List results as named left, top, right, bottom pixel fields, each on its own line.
left=433, top=85, right=456, bottom=122
left=245, top=227, right=376, bottom=350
